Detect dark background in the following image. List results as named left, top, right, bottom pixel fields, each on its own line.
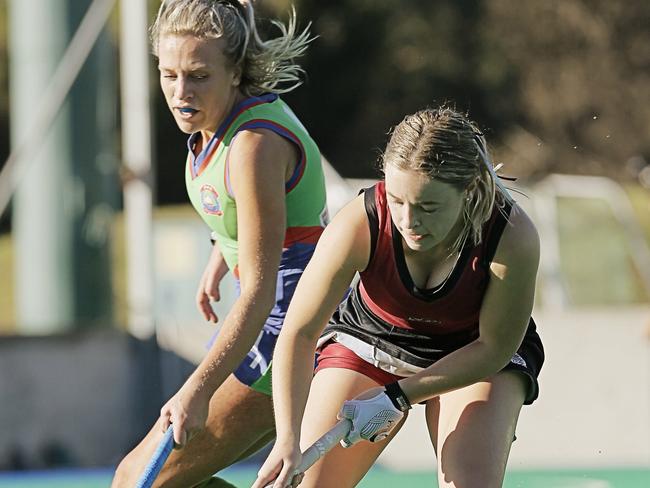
left=2, top=0, right=649, bottom=218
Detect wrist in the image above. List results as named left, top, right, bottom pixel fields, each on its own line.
left=384, top=381, right=412, bottom=412
left=275, top=430, right=299, bottom=447
left=184, top=373, right=217, bottom=401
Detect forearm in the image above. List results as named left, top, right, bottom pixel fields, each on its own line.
left=399, top=339, right=510, bottom=404
left=186, top=291, right=273, bottom=395
left=208, top=242, right=229, bottom=279
left=271, top=329, right=317, bottom=443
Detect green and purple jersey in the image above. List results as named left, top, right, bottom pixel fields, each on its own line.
left=186, top=93, right=327, bottom=276
left=186, top=94, right=327, bottom=351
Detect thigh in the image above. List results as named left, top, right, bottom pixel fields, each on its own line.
left=425, top=370, right=527, bottom=488
left=299, top=368, right=407, bottom=488
left=112, top=374, right=275, bottom=488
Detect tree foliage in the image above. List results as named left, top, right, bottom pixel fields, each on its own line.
left=276, top=0, right=650, bottom=181
left=1, top=0, right=649, bottom=210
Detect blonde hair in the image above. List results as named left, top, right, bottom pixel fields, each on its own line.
left=382, top=106, right=511, bottom=253
left=150, top=0, right=313, bottom=96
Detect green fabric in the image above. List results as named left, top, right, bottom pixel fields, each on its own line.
left=249, top=360, right=273, bottom=396
left=185, top=96, right=327, bottom=271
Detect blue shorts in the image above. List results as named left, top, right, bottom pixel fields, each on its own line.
left=208, top=243, right=315, bottom=395
left=233, top=327, right=279, bottom=395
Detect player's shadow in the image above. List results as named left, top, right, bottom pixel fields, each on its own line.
left=437, top=399, right=515, bottom=487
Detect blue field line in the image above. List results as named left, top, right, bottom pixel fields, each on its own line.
left=0, top=467, right=115, bottom=488
left=0, top=465, right=257, bottom=487
left=0, top=467, right=114, bottom=480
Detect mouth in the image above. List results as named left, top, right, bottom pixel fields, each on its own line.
left=404, top=232, right=427, bottom=242
left=176, top=107, right=199, bottom=118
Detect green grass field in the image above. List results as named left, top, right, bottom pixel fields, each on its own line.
left=0, top=466, right=648, bottom=487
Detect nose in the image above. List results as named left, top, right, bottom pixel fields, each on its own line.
left=402, top=204, right=420, bottom=230
left=175, top=76, right=193, bottom=101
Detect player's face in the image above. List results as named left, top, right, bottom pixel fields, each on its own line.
left=158, top=35, right=242, bottom=139
left=384, top=164, right=465, bottom=253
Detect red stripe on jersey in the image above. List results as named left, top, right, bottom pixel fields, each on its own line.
left=283, top=226, right=324, bottom=248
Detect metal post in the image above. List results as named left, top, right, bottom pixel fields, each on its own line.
left=120, top=0, right=155, bottom=338
left=8, top=0, right=118, bottom=332
left=9, top=0, right=74, bottom=332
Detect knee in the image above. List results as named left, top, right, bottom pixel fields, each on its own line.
left=111, top=458, right=129, bottom=488
left=111, top=451, right=158, bottom=488
left=111, top=453, right=138, bottom=487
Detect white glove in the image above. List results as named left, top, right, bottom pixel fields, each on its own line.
left=336, top=390, right=404, bottom=447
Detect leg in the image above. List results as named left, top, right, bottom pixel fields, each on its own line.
left=191, top=430, right=276, bottom=488
left=299, top=368, right=408, bottom=488
left=425, top=370, right=528, bottom=488
left=112, top=374, right=275, bottom=488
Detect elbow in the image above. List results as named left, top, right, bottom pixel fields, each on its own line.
left=239, top=283, right=277, bottom=316
left=493, top=354, right=514, bottom=374
left=255, top=293, right=277, bottom=317
left=478, top=340, right=515, bottom=375
left=295, top=324, right=321, bottom=345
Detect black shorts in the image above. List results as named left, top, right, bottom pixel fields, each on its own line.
left=502, top=320, right=544, bottom=405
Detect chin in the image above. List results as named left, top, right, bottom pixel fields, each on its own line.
left=404, top=238, right=426, bottom=251
left=407, top=236, right=440, bottom=253
left=174, top=120, right=196, bottom=134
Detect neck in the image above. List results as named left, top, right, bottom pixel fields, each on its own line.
left=200, top=90, right=246, bottom=147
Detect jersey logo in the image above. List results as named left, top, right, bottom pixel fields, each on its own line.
left=408, top=316, right=441, bottom=326
left=200, top=184, right=223, bottom=216
left=509, top=353, right=527, bottom=368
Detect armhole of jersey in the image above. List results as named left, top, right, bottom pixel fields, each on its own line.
left=483, top=200, right=514, bottom=267
left=224, top=132, right=240, bottom=198
left=228, top=120, right=306, bottom=198
left=362, top=185, right=379, bottom=268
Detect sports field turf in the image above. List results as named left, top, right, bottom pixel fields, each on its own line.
left=0, top=466, right=648, bottom=487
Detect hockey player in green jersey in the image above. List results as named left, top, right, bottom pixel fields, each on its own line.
left=112, top=1, right=326, bottom=487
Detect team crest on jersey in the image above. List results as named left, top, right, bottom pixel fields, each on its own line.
left=200, top=184, right=223, bottom=216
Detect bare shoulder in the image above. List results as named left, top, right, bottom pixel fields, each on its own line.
left=492, top=202, right=540, bottom=274
left=317, top=193, right=370, bottom=272
left=228, top=128, right=296, bottom=166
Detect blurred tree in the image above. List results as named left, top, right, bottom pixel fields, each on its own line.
left=283, top=0, right=516, bottom=178
left=4, top=0, right=649, bottom=213
left=481, top=0, right=650, bottom=180
left=285, top=0, right=649, bottom=181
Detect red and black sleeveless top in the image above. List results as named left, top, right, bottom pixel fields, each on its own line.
left=322, top=181, right=518, bottom=368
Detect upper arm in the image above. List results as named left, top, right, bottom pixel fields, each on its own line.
left=281, top=194, right=371, bottom=341
left=228, top=129, right=297, bottom=301
left=478, top=205, right=540, bottom=364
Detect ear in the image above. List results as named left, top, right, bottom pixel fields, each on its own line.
left=465, top=177, right=479, bottom=199
left=232, top=65, right=243, bottom=87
